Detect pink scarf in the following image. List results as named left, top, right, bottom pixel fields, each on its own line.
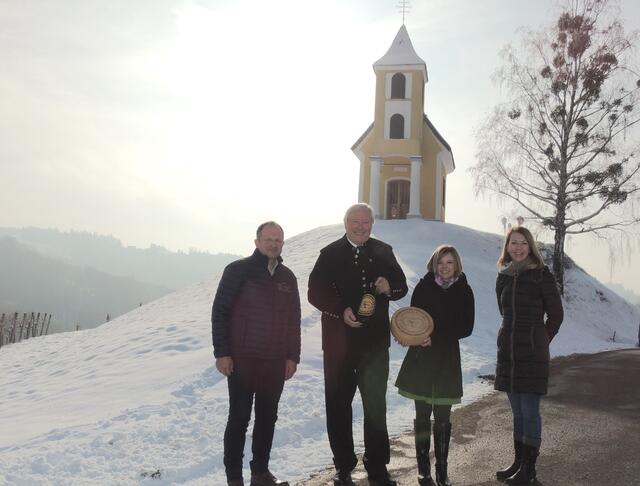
left=435, top=274, right=458, bottom=289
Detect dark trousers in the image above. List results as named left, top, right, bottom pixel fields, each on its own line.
left=323, top=345, right=390, bottom=474
left=223, top=357, right=285, bottom=481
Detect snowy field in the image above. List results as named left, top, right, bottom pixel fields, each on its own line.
left=1, top=220, right=638, bottom=485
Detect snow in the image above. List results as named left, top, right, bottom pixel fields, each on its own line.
left=1, top=220, right=638, bottom=485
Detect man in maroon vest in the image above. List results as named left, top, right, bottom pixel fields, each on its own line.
left=212, top=222, right=301, bottom=486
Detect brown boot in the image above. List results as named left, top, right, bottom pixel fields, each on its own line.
left=367, top=468, right=397, bottom=486
left=250, top=470, right=289, bottom=486
left=332, top=469, right=355, bottom=486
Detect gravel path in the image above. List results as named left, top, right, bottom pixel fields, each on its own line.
left=296, top=348, right=640, bottom=486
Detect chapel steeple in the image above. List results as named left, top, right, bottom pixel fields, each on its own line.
left=352, top=25, right=454, bottom=221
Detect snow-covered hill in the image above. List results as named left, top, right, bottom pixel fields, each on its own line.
left=1, top=220, right=638, bottom=485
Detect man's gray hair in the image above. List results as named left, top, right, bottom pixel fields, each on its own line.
left=343, top=203, right=375, bottom=224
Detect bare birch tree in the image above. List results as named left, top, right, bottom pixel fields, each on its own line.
left=472, top=0, right=640, bottom=293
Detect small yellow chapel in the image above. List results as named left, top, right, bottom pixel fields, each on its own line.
left=352, top=25, right=454, bottom=220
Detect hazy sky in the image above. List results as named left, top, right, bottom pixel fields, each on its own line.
left=1, top=0, right=639, bottom=293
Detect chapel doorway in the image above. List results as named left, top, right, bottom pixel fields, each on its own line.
left=387, top=180, right=410, bottom=219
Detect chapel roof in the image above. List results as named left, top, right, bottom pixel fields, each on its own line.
left=373, top=25, right=428, bottom=81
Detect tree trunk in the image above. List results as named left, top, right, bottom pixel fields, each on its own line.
left=554, top=146, right=569, bottom=295
left=553, top=225, right=566, bottom=295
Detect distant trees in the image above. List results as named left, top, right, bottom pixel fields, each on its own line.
left=0, top=312, right=52, bottom=348
left=472, top=0, right=640, bottom=293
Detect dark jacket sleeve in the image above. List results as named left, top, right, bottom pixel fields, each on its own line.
left=211, top=262, right=245, bottom=358
left=496, top=274, right=504, bottom=317
left=384, top=246, right=408, bottom=301
left=453, top=284, right=475, bottom=340
left=287, top=276, right=302, bottom=363
left=541, top=267, right=563, bottom=342
left=308, top=249, right=345, bottom=320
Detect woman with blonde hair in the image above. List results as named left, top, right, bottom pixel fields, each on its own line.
left=494, top=226, right=563, bottom=484
left=396, top=245, right=475, bottom=486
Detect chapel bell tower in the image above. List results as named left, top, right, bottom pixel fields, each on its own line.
left=352, top=25, right=455, bottom=220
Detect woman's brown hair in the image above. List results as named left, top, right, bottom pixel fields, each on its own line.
left=427, top=244, right=463, bottom=278
left=497, top=226, right=545, bottom=269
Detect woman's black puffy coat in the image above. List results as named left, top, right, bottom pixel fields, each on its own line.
left=395, top=272, right=474, bottom=399
left=494, top=266, right=563, bottom=395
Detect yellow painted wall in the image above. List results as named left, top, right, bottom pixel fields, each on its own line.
left=356, top=68, right=448, bottom=221
left=420, top=122, right=441, bottom=219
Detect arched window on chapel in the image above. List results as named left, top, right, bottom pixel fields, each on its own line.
left=391, top=72, right=406, bottom=99
left=390, top=114, right=404, bottom=139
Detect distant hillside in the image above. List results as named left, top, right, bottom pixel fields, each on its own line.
left=0, top=227, right=239, bottom=289
left=0, top=237, right=171, bottom=332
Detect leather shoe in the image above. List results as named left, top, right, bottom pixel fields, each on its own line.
left=368, top=470, right=397, bottom=486
left=333, top=469, right=355, bottom=486
left=250, top=470, right=289, bottom=486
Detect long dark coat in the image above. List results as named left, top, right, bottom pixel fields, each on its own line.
left=395, top=272, right=475, bottom=400
left=494, top=265, right=563, bottom=395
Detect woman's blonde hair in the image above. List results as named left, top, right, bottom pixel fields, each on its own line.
left=427, top=245, right=463, bottom=278
left=497, top=226, right=545, bottom=269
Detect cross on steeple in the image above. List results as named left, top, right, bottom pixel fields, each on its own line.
left=397, top=0, right=411, bottom=25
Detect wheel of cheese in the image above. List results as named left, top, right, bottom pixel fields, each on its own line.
left=390, top=306, right=434, bottom=346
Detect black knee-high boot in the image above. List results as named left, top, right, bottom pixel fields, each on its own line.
left=496, top=439, right=523, bottom=481
left=433, top=422, right=452, bottom=486
left=415, top=419, right=435, bottom=486
left=505, top=443, right=538, bottom=485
